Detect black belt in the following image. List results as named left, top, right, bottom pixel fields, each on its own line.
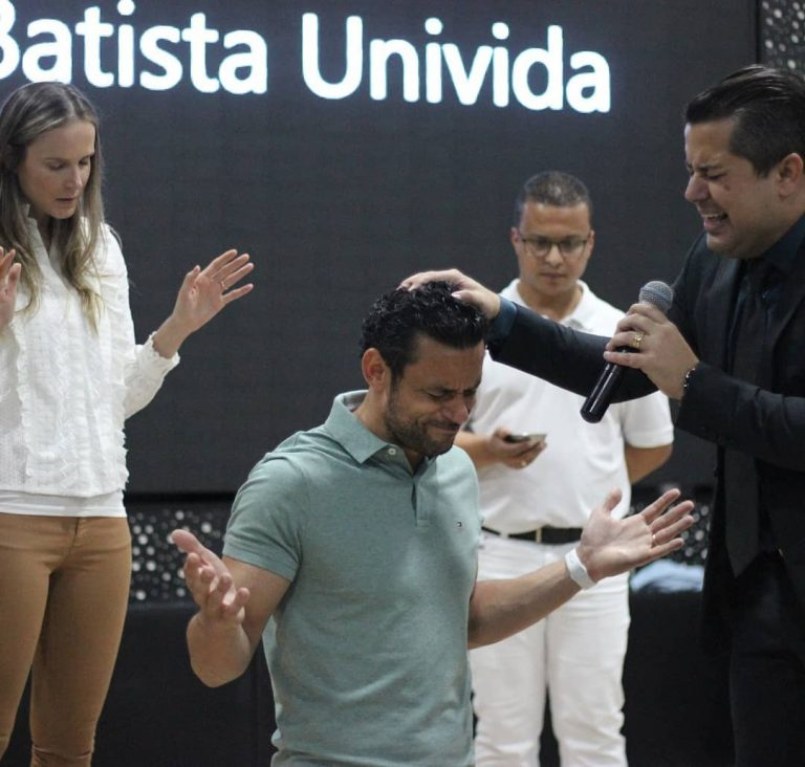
left=482, top=526, right=583, bottom=545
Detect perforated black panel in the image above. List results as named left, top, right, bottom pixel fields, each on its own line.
left=761, top=0, right=805, bottom=71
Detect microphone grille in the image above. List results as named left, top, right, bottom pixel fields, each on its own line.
left=638, top=281, right=674, bottom=314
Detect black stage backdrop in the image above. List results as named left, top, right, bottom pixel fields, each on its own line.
left=4, top=1, right=756, bottom=493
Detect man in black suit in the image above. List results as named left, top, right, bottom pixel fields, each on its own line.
left=403, top=64, right=805, bottom=767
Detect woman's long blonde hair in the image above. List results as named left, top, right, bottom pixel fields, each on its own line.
left=0, top=81, right=105, bottom=321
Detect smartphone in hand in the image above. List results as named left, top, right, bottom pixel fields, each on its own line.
left=503, top=433, right=547, bottom=445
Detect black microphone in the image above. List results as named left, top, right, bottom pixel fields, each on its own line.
left=580, top=281, right=674, bottom=424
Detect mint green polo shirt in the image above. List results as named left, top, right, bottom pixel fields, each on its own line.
left=224, top=391, right=482, bottom=766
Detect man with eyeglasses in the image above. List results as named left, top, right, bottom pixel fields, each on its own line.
left=455, top=171, right=673, bottom=766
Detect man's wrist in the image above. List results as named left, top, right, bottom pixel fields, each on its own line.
left=681, top=363, right=699, bottom=398
left=564, top=547, right=596, bottom=590
left=191, top=609, right=241, bottom=637
left=485, top=297, right=516, bottom=348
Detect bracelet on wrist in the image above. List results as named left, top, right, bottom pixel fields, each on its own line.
left=564, top=548, right=596, bottom=590
left=682, top=364, right=698, bottom=397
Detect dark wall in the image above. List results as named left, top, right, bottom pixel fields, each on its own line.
left=5, top=1, right=757, bottom=493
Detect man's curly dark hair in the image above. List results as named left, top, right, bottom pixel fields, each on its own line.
left=359, top=281, right=487, bottom=379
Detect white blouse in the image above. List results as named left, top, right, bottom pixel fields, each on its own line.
left=0, top=219, right=178, bottom=505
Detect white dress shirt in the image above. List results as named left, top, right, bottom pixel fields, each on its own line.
left=0, top=218, right=178, bottom=514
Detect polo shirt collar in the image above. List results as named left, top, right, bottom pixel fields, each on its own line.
left=323, top=391, right=381, bottom=464
left=326, top=391, right=439, bottom=472
left=562, top=280, right=597, bottom=332
left=508, top=278, right=597, bottom=332
left=325, top=390, right=409, bottom=464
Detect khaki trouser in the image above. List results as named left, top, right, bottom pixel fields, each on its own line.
left=0, top=514, right=131, bottom=766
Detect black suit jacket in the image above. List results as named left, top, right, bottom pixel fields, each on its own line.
left=488, top=232, right=805, bottom=644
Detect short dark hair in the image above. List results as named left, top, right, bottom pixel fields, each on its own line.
left=685, top=64, right=805, bottom=176
left=360, top=282, right=487, bottom=379
left=513, top=171, right=593, bottom=228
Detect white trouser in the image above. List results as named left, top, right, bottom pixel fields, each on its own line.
left=470, top=533, right=630, bottom=767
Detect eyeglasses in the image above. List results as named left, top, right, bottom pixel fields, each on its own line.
left=516, top=231, right=590, bottom=260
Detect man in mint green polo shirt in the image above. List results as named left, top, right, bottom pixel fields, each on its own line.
left=172, top=282, right=693, bottom=766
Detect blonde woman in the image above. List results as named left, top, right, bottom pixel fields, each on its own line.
left=0, top=81, right=253, bottom=766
